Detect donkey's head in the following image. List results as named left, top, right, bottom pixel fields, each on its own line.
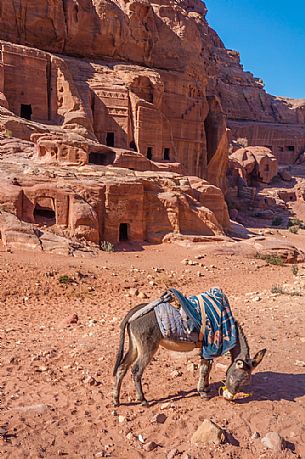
left=224, top=323, right=266, bottom=400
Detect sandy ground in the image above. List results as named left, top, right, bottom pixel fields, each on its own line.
left=0, top=232, right=305, bottom=458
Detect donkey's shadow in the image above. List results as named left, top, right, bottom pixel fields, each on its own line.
left=146, top=371, right=305, bottom=407
left=236, top=371, right=305, bottom=404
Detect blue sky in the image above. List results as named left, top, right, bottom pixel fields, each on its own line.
left=205, top=0, right=305, bottom=99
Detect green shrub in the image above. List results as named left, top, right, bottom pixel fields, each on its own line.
left=289, top=225, right=299, bottom=234
left=100, top=241, right=114, bottom=252
left=288, top=218, right=305, bottom=229
left=271, top=284, right=302, bottom=297
left=257, top=253, right=284, bottom=266
left=288, top=290, right=302, bottom=297
left=58, top=275, right=74, bottom=285
left=271, top=285, right=284, bottom=295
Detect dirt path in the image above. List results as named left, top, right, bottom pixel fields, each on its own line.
left=0, top=237, right=305, bottom=458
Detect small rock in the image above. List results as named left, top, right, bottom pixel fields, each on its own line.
left=160, top=402, right=170, bottom=410
left=187, top=363, right=198, bottom=372
left=191, top=419, right=225, bottom=445
left=167, top=449, right=178, bottom=459
left=137, top=291, right=148, bottom=299
left=83, top=375, right=99, bottom=386
left=171, top=369, right=182, bottom=378
left=181, top=454, right=193, bottom=459
left=95, top=451, right=109, bottom=458
left=261, top=432, right=284, bottom=452
left=251, top=432, right=260, bottom=440
left=126, top=432, right=134, bottom=441
left=153, top=267, right=163, bottom=273
left=253, top=296, right=262, bottom=302
left=37, top=365, right=48, bottom=372
left=138, top=434, right=145, bottom=444
left=295, top=360, right=305, bottom=367
left=151, top=413, right=167, bottom=424
left=181, top=259, right=189, bottom=265
left=88, top=319, right=98, bottom=327
left=129, top=288, right=139, bottom=297
left=59, top=313, right=79, bottom=328
left=188, top=260, right=198, bottom=266
left=118, top=415, right=125, bottom=423
left=143, top=441, right=158, bottom=452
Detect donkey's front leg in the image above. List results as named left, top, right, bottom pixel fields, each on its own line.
left=197, top=358, right=212, bottom=399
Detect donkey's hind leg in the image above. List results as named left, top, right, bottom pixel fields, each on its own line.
left=131, top=347, right=157, bottom=406
left=113, top=336, right=137, bottom=407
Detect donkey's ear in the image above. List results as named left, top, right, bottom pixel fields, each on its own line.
left=251, top=349, right=267, bottom=369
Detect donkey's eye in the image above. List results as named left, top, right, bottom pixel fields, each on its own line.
left=236, top=360, right=245, bottom=369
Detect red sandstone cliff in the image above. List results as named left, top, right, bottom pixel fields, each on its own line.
left=0, top=0, right=304, bottom=248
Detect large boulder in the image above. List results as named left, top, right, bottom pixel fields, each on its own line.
left=231, top=147, right=278, bottom=184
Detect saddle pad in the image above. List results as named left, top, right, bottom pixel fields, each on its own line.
left=169, top=287, right=238, bottom=359
left=154, top=302, right=198, bottom=343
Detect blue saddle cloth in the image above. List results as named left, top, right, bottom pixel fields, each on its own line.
left=168, top=287, right=238, bottom=360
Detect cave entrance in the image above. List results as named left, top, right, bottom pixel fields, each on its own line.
left=163, top=148, right=171, bottom=161
left=34, top=204, right=56, bottom=226
left=204, top=115, right=218, bottom=164
left=20, top=104, right=32, bottom=120
left=106, top=132, right=115, bottom=147
left=130, top=141, right=137, bottom=152
left=119, top=223, right=129, bottom=242
left=147, top=147, right=153, bottom=160
left=89, top=151, right=115, bottom=166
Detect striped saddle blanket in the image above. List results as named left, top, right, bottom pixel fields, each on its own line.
left=154, top=287, right=237, bottom=360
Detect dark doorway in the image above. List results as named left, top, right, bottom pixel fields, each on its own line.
left=119, top=223, right=129, bottom=241
left=130, top=141, right=138, bottom=152
left=147, top=147, right=153, bottom=160
left=20, top=104, right=32, bottom=120
left=163, top=148, right=170, bottom=161
left=34, top=204, right=56, bottom=226
left=89, top=151, right=115, bottom=166
left=106, top=132, right=115, bottom=147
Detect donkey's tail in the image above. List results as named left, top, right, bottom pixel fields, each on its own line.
left=113, top=317, right=128, bottom=376
left=113, top=303, right=148, bottom=376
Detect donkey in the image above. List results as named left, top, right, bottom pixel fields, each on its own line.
left=113, top=302, right=266, bottom=406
